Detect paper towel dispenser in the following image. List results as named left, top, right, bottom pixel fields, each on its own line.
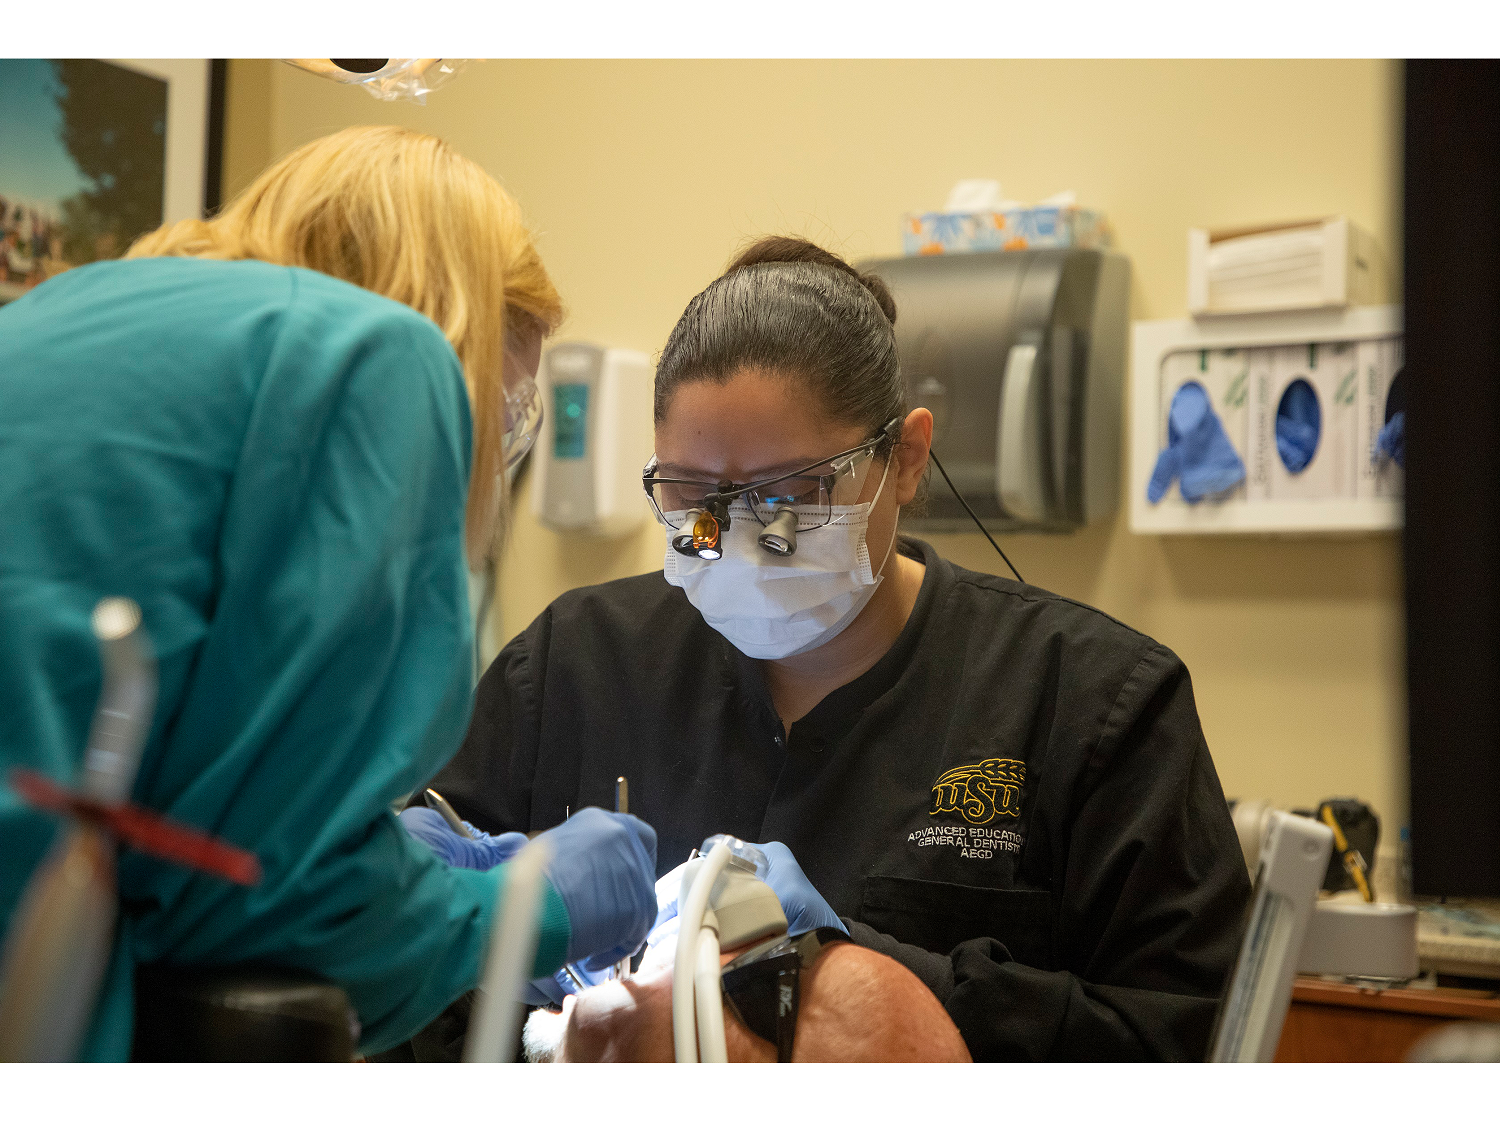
left=862, top=249, right=1130, bottom=532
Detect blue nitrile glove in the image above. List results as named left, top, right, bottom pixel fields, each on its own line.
left=759, top=842, right=847, bottom=936
left=643, top=860, right=692, bottom=953
left=399, top=806, right=529, bottom=870
left=531, top=807, right=658, bottom=972
left=1375, top=411, right=1405, bottom=468
left=1276, top=379, right=1322, bottom=473
left=1146, top=382, right=1246, bottom=504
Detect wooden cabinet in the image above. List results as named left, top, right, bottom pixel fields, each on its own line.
left=1275, top=977, right=1500, bottom=1062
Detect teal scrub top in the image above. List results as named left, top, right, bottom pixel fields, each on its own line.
left=0, top=258, right=565, bottom=1059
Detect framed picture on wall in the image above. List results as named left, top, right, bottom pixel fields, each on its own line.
left=0, top=58, right=226, bottom=306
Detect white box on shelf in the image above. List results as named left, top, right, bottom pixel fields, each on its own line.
left=1356, top=338, right=1405, bottom=500
left=1153, top=346, right=1251, bottom=506
left=1187, top=217, right=1384, bottom=319
left=1131, top=305, right=1402, bottom=535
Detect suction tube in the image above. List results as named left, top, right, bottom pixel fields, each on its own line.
left=695, top=927, right=727, bottom=1063
left=464, top=838, right=553, bottom=1062
left=672, top=839, right=732, bottom=1062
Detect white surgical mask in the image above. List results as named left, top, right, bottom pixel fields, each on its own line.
left=663, top=458, right=896, bottom=659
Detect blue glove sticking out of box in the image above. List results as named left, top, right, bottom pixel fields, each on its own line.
left=1147, top=381, right=1246, bottom=504
left=1375, top=412, right=1405, bottom=469
left=1374, top=369, right=1406, bottom=470
left=1276, top=378, right=1322, bottom=473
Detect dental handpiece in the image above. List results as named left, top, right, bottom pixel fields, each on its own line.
left=0, top=598, right=156, bottom=1061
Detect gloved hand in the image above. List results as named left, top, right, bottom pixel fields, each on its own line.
left=759, top=842, right=847, bottom=936
left=642, top=860, right=692, bottom=954
left=1275, top=379, right=1322, bottom=474
left=398, top=806, right=528, bottom=870
left=1375, top=410, right=1405, bottom=469
left=1146, top=381, right=1246, bottom=504
left=531, top=807, right=658, bottom=972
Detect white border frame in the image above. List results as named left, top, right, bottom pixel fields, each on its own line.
left=108, top=59, right=212, bottom=225
left=1129, top=304, right=1403, bottom=536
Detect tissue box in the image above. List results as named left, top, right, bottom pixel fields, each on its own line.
left=902, top=206, right=1111, bottom=256
left=1249, top=342, right=1359, bottom=501
left=1156, top=347, right=1251, bottom=503
left=1356, top=336, right=1404, bottom=499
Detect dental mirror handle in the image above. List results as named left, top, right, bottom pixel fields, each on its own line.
left=614, top=777, right=634, bottom=982
left=424, top=788, right=477, bottom=839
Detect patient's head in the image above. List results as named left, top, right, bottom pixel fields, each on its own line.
left=523, top=939, right=971, bottom=1063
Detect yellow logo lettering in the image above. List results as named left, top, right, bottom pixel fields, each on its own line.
left=929, top=758, right=1025, bottom=825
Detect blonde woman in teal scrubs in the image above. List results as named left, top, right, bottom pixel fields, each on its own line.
left=0, top=126, right=657, bottom=1060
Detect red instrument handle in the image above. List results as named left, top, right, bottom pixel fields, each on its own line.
left=10, top=767, right=262, bottom=886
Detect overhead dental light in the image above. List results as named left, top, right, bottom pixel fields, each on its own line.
left=281, top=59, right=468, bottom=103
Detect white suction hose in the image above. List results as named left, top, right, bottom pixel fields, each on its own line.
left=695, top=927, right=727, bottom=1063
left=464, top=837, right=552, bottom=1063
left=672, top=839, right=732, bottom=1063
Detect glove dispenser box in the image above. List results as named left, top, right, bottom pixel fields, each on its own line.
left=1158, top=347, right=1252, bottom=501
left=1356, top=337, right=1405, bottom=501
left=862, top=249, right=1131, bottom=533
left=1130, top=305, right=1403, bottom=535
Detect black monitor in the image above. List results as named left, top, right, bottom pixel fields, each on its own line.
left=1403, top=59, right=1500, bottom=897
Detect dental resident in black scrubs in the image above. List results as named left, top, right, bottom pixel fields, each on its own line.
left=421, top=236, right=1252, bottom=1062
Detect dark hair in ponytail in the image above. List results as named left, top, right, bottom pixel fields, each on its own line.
left=654, top=236, right=905, bottom=452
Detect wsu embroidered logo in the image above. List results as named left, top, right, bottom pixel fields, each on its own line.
left=929, top=758, right=1025, bottom=825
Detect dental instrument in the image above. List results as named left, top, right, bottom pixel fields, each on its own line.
left=614, top=776, right=633, bottom=982
left=0, top=598, right=156, bottom=1061
left=424, top=787, right=476, bottom=839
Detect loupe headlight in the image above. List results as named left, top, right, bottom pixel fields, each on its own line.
left=281, top=59, right=466, bottom=103
left=671, top=501, right=728, bottom=560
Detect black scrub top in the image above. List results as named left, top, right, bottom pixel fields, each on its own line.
left=426, top=537, right=1252, bottom=1061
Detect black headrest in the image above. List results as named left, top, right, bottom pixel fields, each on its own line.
left=131, top=963, right=358, bottom=1062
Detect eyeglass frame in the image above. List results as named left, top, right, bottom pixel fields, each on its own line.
left=718, top=925, right=850, bottom=1062
left=641, top=416, right=903, bottom=531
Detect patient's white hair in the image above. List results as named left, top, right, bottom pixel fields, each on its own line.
left=521, top=1009, right=565, bottom=1063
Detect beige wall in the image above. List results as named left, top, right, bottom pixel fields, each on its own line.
left=221, top=60, right=273, bottom=204
left=232, top=59, right=1406, bottom=831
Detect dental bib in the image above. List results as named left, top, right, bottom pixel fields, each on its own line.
left=663, top=460, right=895, bottom=660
